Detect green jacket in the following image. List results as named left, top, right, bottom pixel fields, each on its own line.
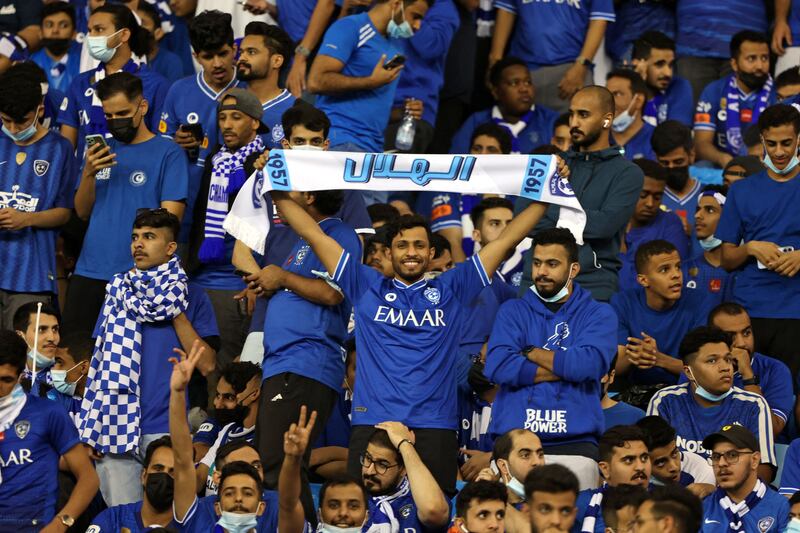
left=517, top=146, right=644, bottom=302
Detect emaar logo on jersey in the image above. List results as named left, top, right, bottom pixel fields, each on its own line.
left=0, top=448, right=32, bottom=467
left=373, top=305, right=446, bottom=328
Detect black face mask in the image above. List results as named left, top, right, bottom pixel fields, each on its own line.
left=42, top=38, right=72, bottom=57
left=144, top=472, right=174, bottom=513
left=467, top=360, right=495, bottom=395
left=738, top=71, right=769, bottom=92
left=107, top=116, right=138, bottom=143
left=665, top=165, right=690, bottom=191
left=214, top=403, right=249, bottom=427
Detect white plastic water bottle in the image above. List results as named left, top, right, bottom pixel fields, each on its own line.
left=395, top=109, right=416, bottom=151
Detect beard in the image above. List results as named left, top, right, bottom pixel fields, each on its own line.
left=571, top=126, right=604, bottom=149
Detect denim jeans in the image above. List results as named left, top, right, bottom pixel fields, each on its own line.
left=95, top=432, right=168, bottom=506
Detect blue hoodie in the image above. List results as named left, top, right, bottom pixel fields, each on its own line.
left=485, top=284, right=618, bottom=446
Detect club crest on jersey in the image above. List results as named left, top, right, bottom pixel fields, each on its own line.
left=272, top=124, right=284, bottom=143
left=14, top=420, right=30, bottom=439
left=424, top=287, right=440, bottom=305
left=384, top=292, right=397, bottom=302
left=33, top=159, right=49, bottom=176
left=758, top=517, right=775, bottom=532
left=294, top=244, right=310, bottom=265
left=129, top=171, right=147, bottom=186
left=399, top=505, right=412, bottom=519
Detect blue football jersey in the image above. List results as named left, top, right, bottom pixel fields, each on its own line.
left=676, top=0, right=767, bottom=59
left=0, top=395, right=81, bottom=528
left=88, top=500, right=177, bottom=532
left=332, top=253, right=491, bottom=429
left=682, top=254, right=733, bottom=309
left=259, top=88, right=295, bottom=149
left=779, top=438, right=800, bottom=497
left=0, top=131, right=77, bottom=293
left=647, top=384, right=776, bottom=466
left=701, top=482, right=788, bottom=533
left=175, top=491, right=283, bottom=533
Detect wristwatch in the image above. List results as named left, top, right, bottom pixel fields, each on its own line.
left=742, top=375, right=760, bottom=386
left=60, top=514, right=75, bottom=527
left=575, top=56, right=594, bottom=67
left=295, top=44, right=312, bottom=58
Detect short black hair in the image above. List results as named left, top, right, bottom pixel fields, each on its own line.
left=216, top=440, right=259, bottom=467
left=367, top=429, right=401, bottom=465
left=651, top=120, right=693, bottom=156
left=470, top=122, right=512, bottom=154
left=282, top=100, right=331, bottom=140
left=384, top=214, right=433, bottom=248
left=218, top=461, right=263, bottom=498
left=492, top=428, right=526, bottom=462
left=0, top=330, right=28, bottom=375
left=220, top=361, right=261, bottom=395
left=143, top=435, right=172, bottom=468
left=524, top=464, right=579, bottom=500
left=634, top=158, right=668, bottom=181
left=607, top=68, right=648, bottom=97
left=789, top=491, right=800, bottom=506
left=700, top=183, right=728, bottom=196
left=678, top=326, right=731, bottom=363
left=136, top=1, right=162, bottom=29
left=7, top=61, right=48, bottom=85
left=634, top=239, right=678, bottom=274
left=532, top=227, right=579, bottom=264
left=707, top=301, right=748, bottom=327
left=599, top=425, right=647, bottom=463
left=489, top=56, right=528, bottom=87
left=367, top=203, right=400, bottom=226
left=776, top=67, right=800, bottom=91
left=743, top=124, right=761, bottom=148
left=0, top=65, right=43, bottom=121
left=13, top=302, right=60, bottom=333
left=470, top=197, right=514, bottom=228
left=96, top=71, right=144, bottom=102
left=649, top=484, right=703, bottom=533
left=319, top=475, right=368, bottom=509
left=632, top=30, right=675, bottom=60
left=58, top=332, right=94, bottom=363
left=635, top=416, right=677, bottom=450
left=730, top=30, right=769, bottom=59
left=603, top=484, right=649, bottom=528
left=189, top=10, right=234, bottom=52
left=133, top=208, right=181, bottom=242
left=575, top=85, right=615, bottom=116
left=244, top=22, right=294, bottom=74
left=92, top=3, right=153, bottom=58
left=531, top=144, right=561, bottom=154
left=456, top=480, right=508, bottom=518
left=308, top=191, right=344, bottom=217
left=758, top=103, right=800, bottom=135
left=554, top=112, right=570, bottom=129
left=42, top=1, right=76, bottom=28
left=430, top=233, right=451, bottom=259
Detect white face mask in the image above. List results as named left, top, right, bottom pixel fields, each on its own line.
left=686, top=368, right=733, bottom=402
left=612, top=100, right=638, bottom=133
left=762, top=137, right=800, bottom=175
left=291, top=144, right=324, bottom=151
left=530, top=263, right=577, bottom=303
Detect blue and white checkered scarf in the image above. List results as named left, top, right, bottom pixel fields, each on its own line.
left=79, top=256, right=188, bottom=454
left=198, top=136, right=264, bottom=264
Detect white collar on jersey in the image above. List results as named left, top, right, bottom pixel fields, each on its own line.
left=391, top=277, right=428, bottom=290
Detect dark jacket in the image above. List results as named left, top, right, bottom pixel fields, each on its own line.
left=516, top=146, right=644, bottom=301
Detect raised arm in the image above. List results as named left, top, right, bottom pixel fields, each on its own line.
left=377, top=422, right=450, bottom=528
left=270, top=190, right=345, bottom=277
left=478, top=200, right=547, bottom=277
left=279, top=406, right=318, bottom=533
left=307, top=54, right=401, bottom=95
left=169, top=340, right=205, bottom=522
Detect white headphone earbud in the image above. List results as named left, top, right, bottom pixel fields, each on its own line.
left=603, top=119, right=610, bottom=128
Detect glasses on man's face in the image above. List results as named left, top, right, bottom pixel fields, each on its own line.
left=359, top=453, right=399, bottom=475
left=710, top=450, right=754, bottom=465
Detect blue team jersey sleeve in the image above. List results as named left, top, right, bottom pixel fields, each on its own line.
left=714, top=183, right=743, bottom=244
left=763, top=360, right=794, bottom=423
left=485, top=300, right=541, bottom=386
left=145, top=73, right=171, bottom=133
left=441, top=254, right=492, bottom=304
left=694, top=82, right=719, bottom=132
left=588, top=0, right=616, bottom=21
left=779, top=439, right=800, bottom=496
left=318, top=17, right=359, bottom=65
left=60, top=77, right=83, bottom=130
left=53, top=144, right=78, bottom=208
left=667, top=78, right=695, bottom=126
left=160, top=83, right=181, bottom=137
left=49, top=402, right=81, bottom=455
left=160, top=144, right=190, bottom=203
left=495, top=0, right=517, bottom=14
left=193, top=419, right=221, bottom=445
left=332, top=248, right=384, bottom=304
left=186, top=284, right=220, bottom=339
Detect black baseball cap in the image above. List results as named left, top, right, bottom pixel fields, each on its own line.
left=702, top=424, right=759, bottom=452
left=218, top=88, right=269, bottom=134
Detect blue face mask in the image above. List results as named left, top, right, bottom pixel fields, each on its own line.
left=699, top=235, right=723, bottom=251
left=762, top=139, right=800, bottom=175
left=217, top=509, right=260, bottom=533
left=506, top=475, right=526, bottom=499
left=612, top=101, right=637, bottom=133
left=529, top=264, right=576, bottom=303
left=50, top=363, right=84, bottom=397
left=786, top=518, right=800, bottom=533
left=28, top=348, right=54, bottom=370
left=687, top=368, right=733, bottom=402
left=387, top=4, right=414, bottom=39
left=2, top=108, right=39, bottom=143
left=87, top=30, right=122, bottom=63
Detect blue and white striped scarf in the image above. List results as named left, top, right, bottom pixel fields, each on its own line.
left=364, top=477, right=408, bottom=533
left=198, top=136, right=264, bottom=263
left=79, top=256, right=188, bottom=454
left=580, top=485, right=607, bottom=532
left=718, top=479, right=767, bottom=531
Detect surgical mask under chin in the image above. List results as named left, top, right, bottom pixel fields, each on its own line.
left=87, top=30, right=122, bottom=63
left=530, top=269, right=574, bottom=303
left=217, top=510, right=259, bottom=533
left=291, top=144, right=324, bottom=151
left=699, top=235, right=723, bottom=251
left=2, top=108, right=39, bottom=143
left=762, top=143, right=800, bottom=175
left=387, top=4, right=414, bottom=39
left=28, top=348, right=54, bottom=370
left=0, top=383, right=24, bottom=409
left=50, top=363, right=84, bottom=396
left=317, top=523, right=364, bottom=533
left=687, top=369, right=733, bottom=402
left=505, top=475, right=526, bottom=500
left=611, top=103, right=637, bottom=133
